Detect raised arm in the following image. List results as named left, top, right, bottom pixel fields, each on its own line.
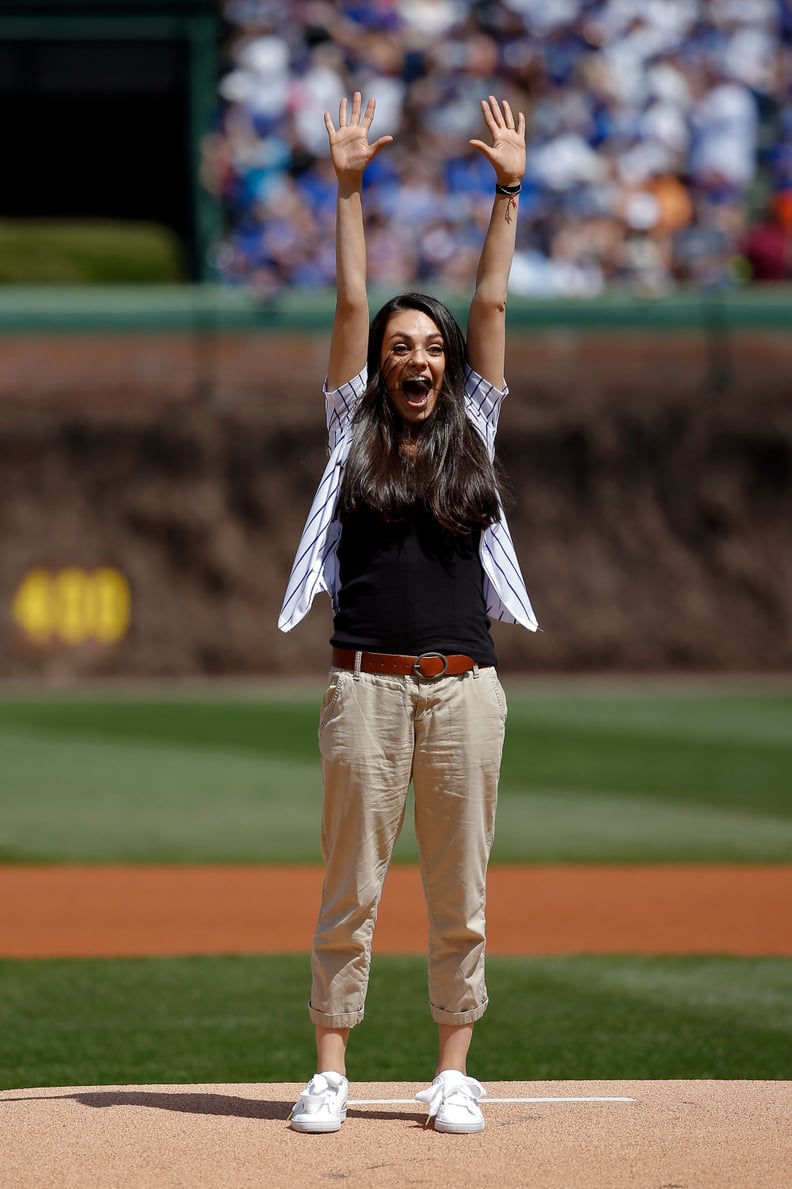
left=466, top=96, right=527, bottom=389
left=324, top=93, right=393, bottom=391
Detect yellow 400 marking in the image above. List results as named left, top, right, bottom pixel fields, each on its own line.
left=12, top=567, right=132, bottom=646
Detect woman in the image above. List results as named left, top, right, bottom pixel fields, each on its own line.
left=279, top=92, right=538, bottom=1134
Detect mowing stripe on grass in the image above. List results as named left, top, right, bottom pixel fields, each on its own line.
left=2, top=682, right=791, bottom=863
left=2, top=953, right=792, bottom=1088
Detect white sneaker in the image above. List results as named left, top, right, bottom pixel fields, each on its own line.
left=289, top=1071, right=349, bottom=1133
left=415, top=1070, right=486, bottom=1133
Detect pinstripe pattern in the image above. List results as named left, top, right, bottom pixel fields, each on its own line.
left=277, top=367, right=538, bottom=633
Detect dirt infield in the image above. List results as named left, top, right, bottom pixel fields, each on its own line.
left=2, top=1079, right=790, bottom=1188
left=3, top=868, right=791, bottom=1186
left=2, top=863, right=791, bottom=957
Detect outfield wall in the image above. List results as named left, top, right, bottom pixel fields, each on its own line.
left=1, top=292, right=790, bottom=678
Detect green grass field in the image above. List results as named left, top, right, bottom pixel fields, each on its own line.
left=2, top=954, right=792, bottom=1090
left=1, top=683, right=791, bottom=863
left=1, top=681, right=790, bottom=1089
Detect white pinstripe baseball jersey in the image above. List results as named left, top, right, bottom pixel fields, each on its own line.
left=277, top=365, right=538, bottom=634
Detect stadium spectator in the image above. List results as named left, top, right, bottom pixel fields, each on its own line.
left=207, top=0, right=792, bottom=298
left=739, top=196, right=792, bottom=279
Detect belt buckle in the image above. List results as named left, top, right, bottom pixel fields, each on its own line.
left=413, top=651, right=448, bottom=680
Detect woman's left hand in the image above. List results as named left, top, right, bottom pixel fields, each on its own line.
left=469, top=95, right=526, bottom=188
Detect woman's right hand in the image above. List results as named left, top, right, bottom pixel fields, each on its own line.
left=324, top=92, right=394, bottom=180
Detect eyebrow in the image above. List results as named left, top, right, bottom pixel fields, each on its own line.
left=386, top=331, right=444, bottom=343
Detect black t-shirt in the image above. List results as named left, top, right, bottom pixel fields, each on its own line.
left=330, top=503, right=498, bottom=666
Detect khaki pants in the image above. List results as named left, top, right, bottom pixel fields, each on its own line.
left=309, top=662, right=507, bottom=1029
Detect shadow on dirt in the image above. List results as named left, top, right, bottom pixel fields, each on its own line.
left=1, top=1089, right=428, bottom=1125
left=2, top=1089, right=289, bottom=1120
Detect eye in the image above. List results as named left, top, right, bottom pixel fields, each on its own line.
left=428, top=344, right=445, bottom=355
left=391, top=343, right=410, bottom=355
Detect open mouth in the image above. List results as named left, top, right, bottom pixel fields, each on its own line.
left=401, top=378, right=432, bottom=406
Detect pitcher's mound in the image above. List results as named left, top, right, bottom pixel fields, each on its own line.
left=1, top=1080, right=790, bottom=1187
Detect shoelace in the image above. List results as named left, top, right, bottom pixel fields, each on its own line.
left=291, top=1074, right=345, bottom=1118
left=415, top=1073, right=485, bottom=1119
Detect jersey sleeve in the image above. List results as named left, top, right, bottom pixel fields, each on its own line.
left=464, top=366, right=508, bottom=459
left=324, top=368, right=368, bottom=450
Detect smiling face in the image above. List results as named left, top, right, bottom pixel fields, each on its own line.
left=380, top=309, right=446, bottom=424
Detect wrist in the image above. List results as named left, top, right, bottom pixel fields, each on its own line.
left=495, top=181, right=521, bottom=196
left=337, top=174, right=364, bottom=196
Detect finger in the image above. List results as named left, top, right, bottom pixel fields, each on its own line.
left=368, top=134, right=394, bottom=158
left=479, top=97, right=498, bottom=135
left=469, top=138, right=495, bottom=163
left=338, top=96, right=348, bottom=128
left=361, top=96, right=377, bottom=130
left=487, top=94, right=504, bottom=126
left=517, top=111, right=526, bottom=138
left=350, top=91, right=362, bottom=125
left=323, top=111, right=336, bottom=137
left=501, top=98, right=515, bottom=130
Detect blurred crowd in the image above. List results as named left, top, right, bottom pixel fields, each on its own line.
left=203, top=0, right=792, bottom=298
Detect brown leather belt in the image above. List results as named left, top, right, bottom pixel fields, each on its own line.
left=331, top=648, right=488, bottom=679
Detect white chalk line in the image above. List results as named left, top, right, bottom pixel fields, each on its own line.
left=349, top=1096, right=634, bottom=1105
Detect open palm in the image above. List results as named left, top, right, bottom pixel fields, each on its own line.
left=324, top=93, right=393, bottom=178
left=469, top=95, right=526, bottom=183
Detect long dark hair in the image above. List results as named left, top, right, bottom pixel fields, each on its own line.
left=338, top=293, right=501, bottom=534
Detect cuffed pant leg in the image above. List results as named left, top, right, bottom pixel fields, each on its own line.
left=310, top=669, right=413, bottom=1029
left=412, top=667, right=507, bottom=1025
